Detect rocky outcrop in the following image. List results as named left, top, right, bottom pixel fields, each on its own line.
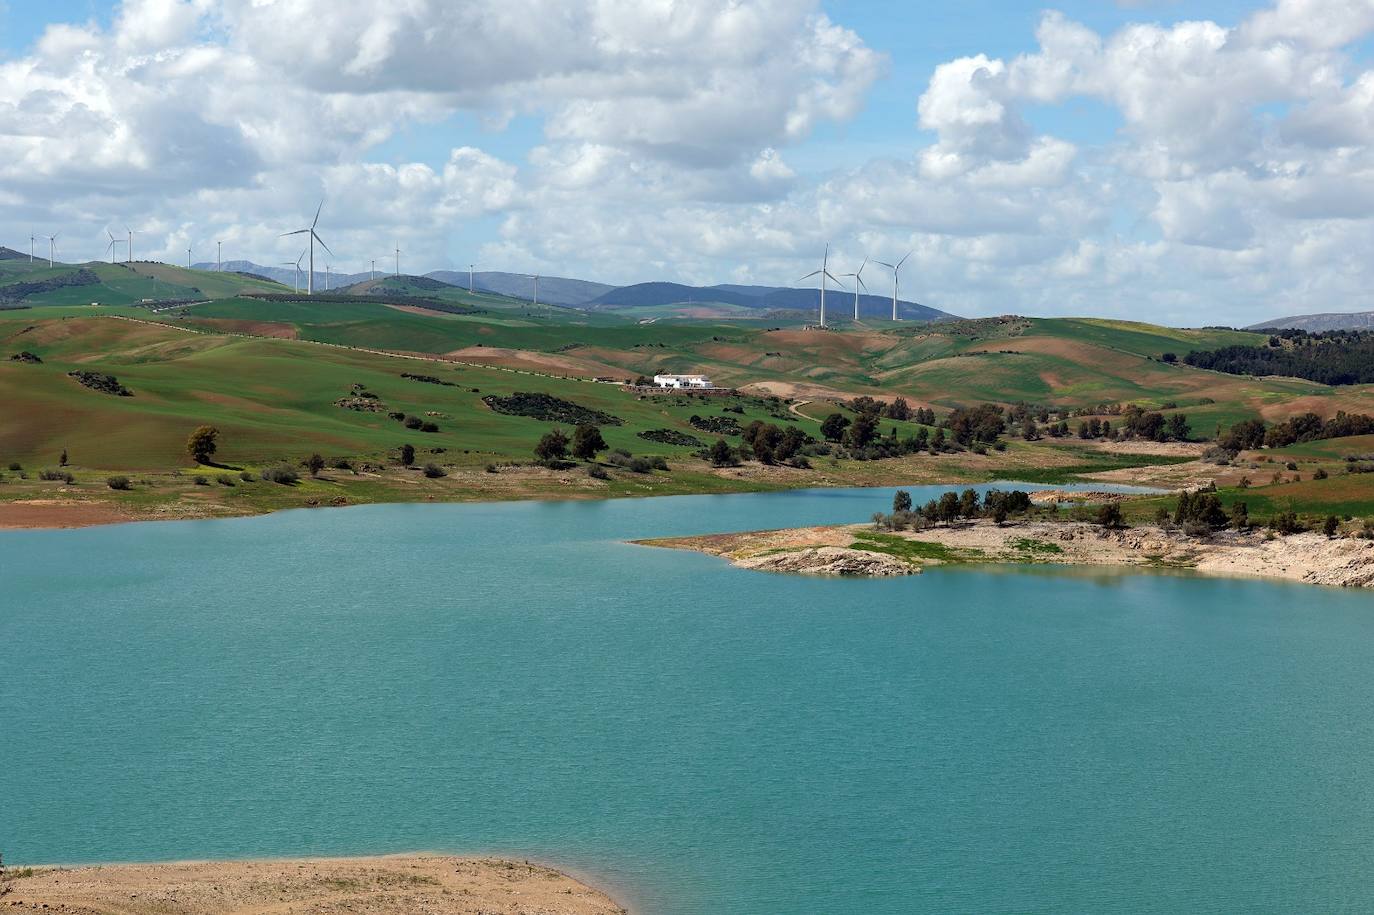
left=735, top=546, right=916, bottom=576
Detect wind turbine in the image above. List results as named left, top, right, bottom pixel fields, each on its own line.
left=468, top=263, right=475, bottom=293
left=126, top=226, right=134, bottom=265
left=842, top=256, right=869, bottom=321
left=324, top=263, right=331, bottom=291
left=529, top=273, right=540, bottom=308
left=216, top=240, right=223, bottom=269
left=29, top=234, right=35, bottom=262
left=799, top=244, right=842, bottom=328
left=280, top=200, right=332, bottom=295
left=875, top=251, right=913, bottom=321
left=370, top=258, right=377, bottom=280
left=105, top=230, right=125, bottom=264
left=281, top=252, right=305, bottom=293
left=46, top=233, right=59, bottom=268
left=186, top=245, right=193, bottom=269
left=393, top=244, right=401, bottom=277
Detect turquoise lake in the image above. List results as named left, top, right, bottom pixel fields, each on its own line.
left=4, top=483, right=1374, bottom=913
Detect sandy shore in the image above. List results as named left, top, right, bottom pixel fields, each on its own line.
left=639, top=519, right=1374, bottom=588
left=0, top=855, right=627, bottom=914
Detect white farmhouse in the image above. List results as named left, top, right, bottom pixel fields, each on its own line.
left=653, top=373, right=714, bottom=390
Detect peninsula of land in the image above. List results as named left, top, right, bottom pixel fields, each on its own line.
left=638, top=518, right=1374, bottom=589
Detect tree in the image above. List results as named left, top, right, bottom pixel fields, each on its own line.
left=775, top=426, right=806, bottom=463
left=821, top=412, right=850, bottom=442
left=708, top=438, right=739, bottom=467
left=1166, top=413, right=1190, bottom=442
left=1230, top=501, right=1250, bottom=530
left=893, top=490, right=912, bottom=513
left=886, top=397, right=911, bottom=421
left=399, top=443, right=416, bottom=466
left=1161, top=352, right=1177, bottom=363
left=1324, top=514, right=1341, bottom=537
left=845, top=412, right=880, bottom=449
left=186, top=426, right=219, bottom=464
left=534, top=428, right=570, bottom=463
left=58, top=448, right=68, bottom=467
left=305, top=453, right=325, bottom=476
left=958, top=488, right=980, bottom=518
left=571, top=424, right=608, bottom=461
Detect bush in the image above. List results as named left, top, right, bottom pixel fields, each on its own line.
left=534, top=428, right=570, bottom=463
left=648, top=455, right=669, bottom=471
left=239, top=471, right=256, bottom=482
left=588, top=464, right=610, bottom=480
left=216, top=474, right=236, bottom=486
left=106, top=475, right=131, bottom=490
left=38, top=468, right=74, bottom=483
left=1097, top=502, right=1125, bottom=529
left=305, top=453, right=325, bottom=476
left=708, top=438, right=739, bottom=467
left=193, top=475, right=209, bottom=485
left=422, top=463, right=447, bottom=478
left=7, top=461, right=20, bottom=471
left=1323, top=515, right=1341, bottom=537
left=262, top=465, right=299, bottom=485
left=400, top=443, right=416, bottom=466
left=1313, top=467, right=1329, bottom=480
left=1269, top=511, right=1304, bottom=535
left=628, top=457, right=652, bottom=473
left=403, top=415, right=423, bottom=429
left=186, top=425, right=219, bottom=464
left=329, top=458, right=353, bottom=471
left=420, top=421, right=439, bottom=433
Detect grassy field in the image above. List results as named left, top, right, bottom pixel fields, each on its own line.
left=5, top=285, right=1374, bottom=526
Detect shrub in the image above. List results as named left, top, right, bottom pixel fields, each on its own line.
left=403, top=415, right=423, bottom=429
left=1097, top=502, right=1125, bottom=529
left=420, top=421, right=439, bottom=433
left=329, top=458, right=353, bottom=470
left=588, top=464, right=610, bottom=480
left=216, top=474, right=236, bottom=486
left=572, top=424, right=609, bottom=461
left=485, top=463, right=498, bottom=473
left=106, top=475, right=131, bottom=490
left=7, top=461, right=20, bottom=471
left=1313, top=467, right=1329, bottom=480
left=1269, top=511, right=1304, bottom=535
left=1323, top=515, right=1341, bottom=537
left=193, top=475, right=209, bottom=485
left=400, top=443, right=416, bottom=466
left=422, top=463, right=447, bottom=478
left=239, top=471, right=256, bottom=482
left=648, top=455, right=669, bottom=471
left=38, top=468, right=74, bottom=483
left=305, top=453, right=326, bottom=476
left=708, top=438, right=739, bottom=467
left=628, top=457, right=652, bottom=473
left=262, top=465, right=299, bottom=485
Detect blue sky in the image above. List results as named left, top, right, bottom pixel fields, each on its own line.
left=3, top=0, right=1374, bottom=325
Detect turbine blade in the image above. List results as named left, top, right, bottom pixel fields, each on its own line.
left=280, top=229, right=309, bottom=237
left=312, top=199, right=324, bottom=229
left=312, top=230, right=333, bottom=256
left=875, top=261, right=895, bottom=269
left=799, top=270, right=822, bottom=281
left=897, top=250, right=913, bottom=268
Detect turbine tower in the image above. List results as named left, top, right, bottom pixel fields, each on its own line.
left=530, top=273, right=540, bottom=308
left=370, top=258, right=377, bottom=280
left=105, top=231, right=124, bottom=264
left=842, top=256, right=869, bottom=321
left=799, top=244, right=842, bottom=328
left=325, top=263, right=331, bottom=291
left=46, top=233, right=59, bottom=268
left=875, top=251, right=913, bottom=321
left=468, top=263, right=475, bottom=293
left=186, top=245, right=193, bottom=269
left=280, top=200, right=332, bottom=295
left=216, top=240, right=223, bottom=269
left=393, top=244, right=401, bottom=277
left=29, top=234, right=35, bottom=262
left=126, top=226, right=133, bottom=265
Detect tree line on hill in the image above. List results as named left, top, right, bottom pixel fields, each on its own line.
left=1183, top=329, right=1374, bottom=385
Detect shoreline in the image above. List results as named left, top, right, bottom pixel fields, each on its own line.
left=0, top=474, right=1162, bottom=533
left=638, top=519, right=1374, bottom=589
left=0, top=853, right=630, bottom=914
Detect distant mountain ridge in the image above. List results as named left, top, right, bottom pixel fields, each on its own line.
left=1248, top=311, right=1374, bottom=332
left=192, top=259, right=959, bottom=319
left=587, top=281, right=959, bottom=321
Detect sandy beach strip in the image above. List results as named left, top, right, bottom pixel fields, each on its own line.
left=0, top=854, right=628, bottom=914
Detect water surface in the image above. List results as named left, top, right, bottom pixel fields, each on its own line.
left=4, top=484, right=1374, bottom=913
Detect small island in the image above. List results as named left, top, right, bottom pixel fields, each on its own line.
left=0, top=854, right=626, bottom=914
left=638, top=488, right=1374, bottom=589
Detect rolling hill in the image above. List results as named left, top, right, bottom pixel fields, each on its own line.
left=586, top=281, right=960, bottom=321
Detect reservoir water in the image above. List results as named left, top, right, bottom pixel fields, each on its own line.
left=4, top=483, right=1374, bottom=913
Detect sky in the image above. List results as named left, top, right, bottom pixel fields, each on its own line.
left=3, top=0, right=1374, bottom=325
